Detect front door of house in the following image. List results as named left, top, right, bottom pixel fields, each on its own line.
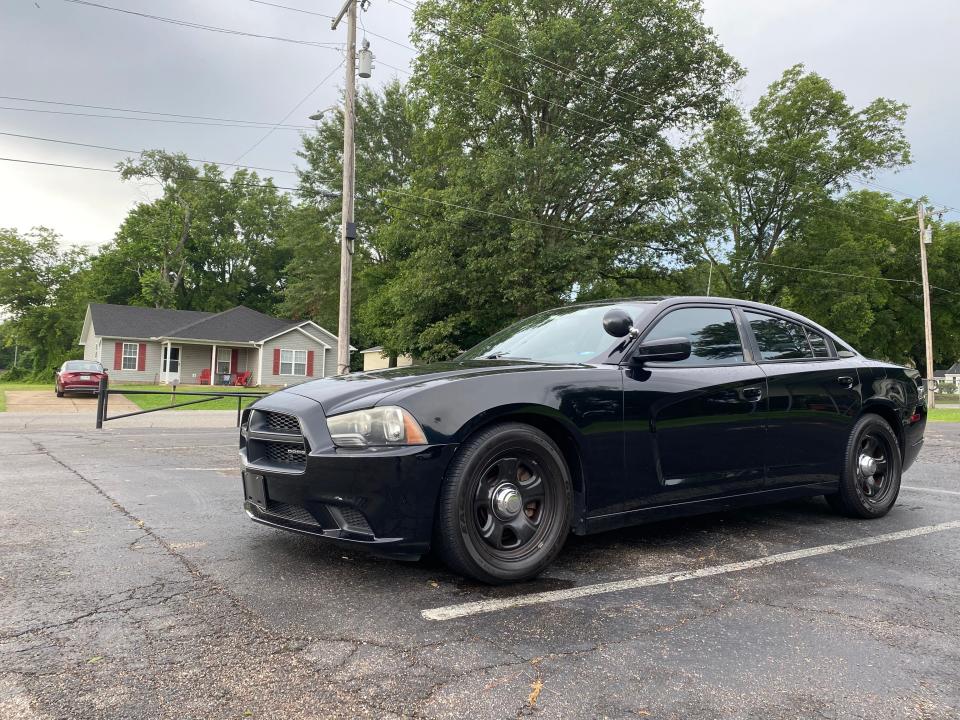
left=162, top=345, right=181, bottom=383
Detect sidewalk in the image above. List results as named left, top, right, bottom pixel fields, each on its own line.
left=0, top=410, right=240, bottom=432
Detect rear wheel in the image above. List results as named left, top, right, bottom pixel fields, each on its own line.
left=434, top=422, right=572, bottom=584
left=826, top=414, right=902, bottom=518
left=56, top=385, right=64, bottom=398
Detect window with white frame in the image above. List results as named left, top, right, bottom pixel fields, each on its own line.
left=122, top=342, right=138, bottom=370
left=216, top=347, right=232, bottom=375
left=280, top=349, right=307, bottom=376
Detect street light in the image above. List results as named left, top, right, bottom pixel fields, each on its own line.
left=308, top=105, right=338, bottom=121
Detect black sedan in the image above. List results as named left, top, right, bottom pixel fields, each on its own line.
left=240, top=297, right=926, bottom=583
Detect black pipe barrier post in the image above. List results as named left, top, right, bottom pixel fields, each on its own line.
left=95, top=375, right=108, bottom=429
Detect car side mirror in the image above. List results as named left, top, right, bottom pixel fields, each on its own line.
left=837, top=350, right=856, bottom=358
left=603, top=308, right=639, bottom=339
left=631, top=336, right=692, bottom=364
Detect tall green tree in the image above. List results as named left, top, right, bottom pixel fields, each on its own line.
left=360, top=0, right=740, bottom=360
left=94, top=151, right=291, bottom=312
left=771, top=191, right=960, bottom=375
left=686, top=64, right=911, bottom=302
left=285, top=80, right=424, bottom=354
left=0, top=227, right=91, bottom=375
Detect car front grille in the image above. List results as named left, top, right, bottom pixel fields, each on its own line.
left=259, top=411, right=301, bottom=433
left=265, top=500, right=319, bottom=526
left=262, top=442, right=307, bottom=466
left=245, top=409, right=307, bottom=471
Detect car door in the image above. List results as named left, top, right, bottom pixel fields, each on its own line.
left=621, top=304, right=767, bottom=510
left=740, top=309, right=862, bottom=488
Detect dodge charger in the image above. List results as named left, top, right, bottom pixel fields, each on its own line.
left=239, top=297, right=926, bottom=583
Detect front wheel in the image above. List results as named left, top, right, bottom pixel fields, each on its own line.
left=434, top=422, right=573, bottom=584
left=826, top=414, right=902, bottom=518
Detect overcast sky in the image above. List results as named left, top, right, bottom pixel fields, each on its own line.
left=2, top=0, right=958, bottom=250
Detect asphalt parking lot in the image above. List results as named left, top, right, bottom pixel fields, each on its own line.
left=2, top=423, right=959, bottom=719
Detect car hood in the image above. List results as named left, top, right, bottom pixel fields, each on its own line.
left=280, top=360, right=583, bottom=415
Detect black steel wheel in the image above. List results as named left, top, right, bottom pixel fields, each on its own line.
left=826, top=414, right=902, bottom=518
left=434, top=422, right=572, bottom=584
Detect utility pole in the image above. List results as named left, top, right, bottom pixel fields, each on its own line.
left=332, top=0, right=357, bottom=375
left=917, top=201, right=936, bottom=408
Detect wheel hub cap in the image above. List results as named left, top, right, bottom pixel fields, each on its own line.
left=492, top=484, right=523, bottom=519
left=858, top=454, right=878, bottom=477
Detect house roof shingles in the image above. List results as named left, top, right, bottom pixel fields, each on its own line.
left=163, top=306, right=297, bottom=343
left=89, top=303, right=301, bottom=343
left=88, top=304, right=214, bottom=339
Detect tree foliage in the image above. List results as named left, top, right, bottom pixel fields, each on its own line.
left=686, top=64, right=911, bottom=302
left=95, top=151, right=291, bottom=312
left=0, top=227, right=91, bottom=374
left=355, top=0, right=739, bottom=359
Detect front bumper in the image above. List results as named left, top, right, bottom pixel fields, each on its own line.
left=240, top=395, right=457, bottom=557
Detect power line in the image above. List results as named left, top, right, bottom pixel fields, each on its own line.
left=245, top=0, right=415, bottom=51
left=62, top=0, right=344, bottom=50
left=232, top=59, right=345, bottom=164
left=0, top=104, right=312, bottom=130
left=0, top=95, right=313, bottom=129
left=0, top=130, right=299, bottom=176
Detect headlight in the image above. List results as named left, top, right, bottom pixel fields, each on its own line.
left=326, top=406, right=427, bottom=447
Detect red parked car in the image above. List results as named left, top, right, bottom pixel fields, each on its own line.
left=55, top=360, right=107, bottom=397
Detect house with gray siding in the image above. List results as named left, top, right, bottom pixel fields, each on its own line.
left=78, top=303, right=349, bottom=386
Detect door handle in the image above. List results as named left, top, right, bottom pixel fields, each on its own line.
left=743, top=387, right=763, bottom=401
left=837, top=376, right=855, bottom=388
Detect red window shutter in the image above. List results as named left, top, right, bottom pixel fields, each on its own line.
left=272, top=348, right=280, bottom=375
left=306, top=350, right=314, bottom=377
left=114, top=342, right=123, bottom=370
left=137, top=343, right=147, bottom=371
left=230, top=349, right=239, bottom=374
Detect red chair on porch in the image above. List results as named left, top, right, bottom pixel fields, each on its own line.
left=234, top=371, right=252, bottom=387
left=197, top=368, right=211, bottom=385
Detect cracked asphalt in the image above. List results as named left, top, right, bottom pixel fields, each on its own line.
left=2, top=423, right=959, bottom=719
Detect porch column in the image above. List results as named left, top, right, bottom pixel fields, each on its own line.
left=256, top=344, right=263, bottom=387
left=210, top=344, right=217, bottom=386
left=162, top=340, right=170, bottom=383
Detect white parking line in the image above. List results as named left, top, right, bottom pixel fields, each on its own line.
left=902, top=485, right=960, bottom=496
left=421, top=520, right=960, bottom=622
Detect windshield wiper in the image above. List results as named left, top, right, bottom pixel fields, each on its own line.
left=480, top=352, right=530, bottom=360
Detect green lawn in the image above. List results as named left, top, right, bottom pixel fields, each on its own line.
left=113, top=384, right=272, bottom=412
left=0, top=381, right=274, bottom=412
left=929, top=408, right=960, bottom=423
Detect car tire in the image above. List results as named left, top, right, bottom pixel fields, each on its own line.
left=825, top=414, right=902, bottom=519
left=56, top=387, right=64, bottom=398
left=434, top=422, right=573, bottom=584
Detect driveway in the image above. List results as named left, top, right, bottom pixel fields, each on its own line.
left=2, top=423, right=959, bottom=718
left=2, top=390, right=140, bottom=414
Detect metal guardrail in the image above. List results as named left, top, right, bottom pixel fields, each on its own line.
left=94, top=376, right=266, bottom=429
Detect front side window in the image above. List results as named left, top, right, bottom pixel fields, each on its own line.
left=643, top=307, right=745, bottom=365
left=122, top=342, right=138, bottom=370
left=745, top=312, right=814, bottom=361
left=279, top=349, right=307, bottom=376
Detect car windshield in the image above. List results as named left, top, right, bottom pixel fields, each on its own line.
left=63, top=361, right=102, bottom=373
left=459, top=303, right=653, bottom=364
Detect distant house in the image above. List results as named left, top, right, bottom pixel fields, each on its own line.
left=78, top=303, right=350, bottom=386
left=937, top=361, right=960, bottom=389
left=360, top=346, right=414, bottom=372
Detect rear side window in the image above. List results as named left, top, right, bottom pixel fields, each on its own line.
left=644, top=307, right=744, bottom=365
left=805, top=328, right=831, bottom=358
left=745, top=312, right=813, bottom=360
